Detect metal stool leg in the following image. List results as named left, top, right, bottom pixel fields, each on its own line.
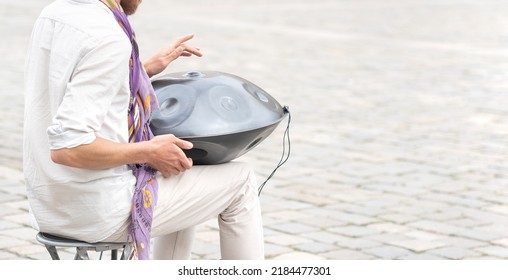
left=75, top=247, right=90, bottom=260
left=120, top=243, right=131, bottom=260
left=44, top=244, right=60, bottom=260
left=111, top=249, right=118, bottom=260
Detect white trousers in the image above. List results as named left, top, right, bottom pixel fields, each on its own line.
left=103, top=161, right=265, bottom=260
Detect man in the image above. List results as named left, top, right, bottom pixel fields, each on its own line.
left=24, top=0, right=264, bottom=260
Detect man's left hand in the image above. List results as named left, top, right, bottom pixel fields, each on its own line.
left=143, top=33, right=203, bottom=77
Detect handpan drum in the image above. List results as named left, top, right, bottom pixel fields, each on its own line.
left=150, top=71, right=288, bottom=165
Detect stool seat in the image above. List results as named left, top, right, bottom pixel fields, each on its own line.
left=36, top=232, right=131, bottom=260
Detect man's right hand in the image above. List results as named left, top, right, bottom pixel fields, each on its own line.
left=146, top=134, right=194, bottom=177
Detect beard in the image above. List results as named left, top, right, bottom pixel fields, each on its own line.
left=120, top=0, right=142, bottom=15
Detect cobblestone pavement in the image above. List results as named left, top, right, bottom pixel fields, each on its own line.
left=1, top=0, right=508, bottom=260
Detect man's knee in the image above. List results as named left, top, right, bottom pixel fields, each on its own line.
left=220, top=162, right=260, bottom=218
left=229, top=161, right=258, bottom=191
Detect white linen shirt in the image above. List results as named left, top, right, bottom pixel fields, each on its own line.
left=24, top=0, right=136, bottom=242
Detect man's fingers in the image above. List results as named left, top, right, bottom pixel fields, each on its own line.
left=179, top=44, right=203, bottom=57
left=175, top=138, right=193, bottom=150
left=172, top=156, right=193, bottom=174
left=180, top=156, right=193, bottom=170
left=161, top=170, right=171, bottom=178
left=164, top=46, right=201, bottom=64
left=174, top=33, right=195, bottom=46
left=170, top=168, right=180, bottom=176
left=172, top=138, right=193, bottom=169
left=169, top=46, right=184, bottom=59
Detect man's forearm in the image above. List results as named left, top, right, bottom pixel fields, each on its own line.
left=50, top=137, right=150, bottom=169
left=50, top=134, right=193, bottom=177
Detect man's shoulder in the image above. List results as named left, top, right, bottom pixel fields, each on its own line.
left=39, top=0, right=126, bottom=42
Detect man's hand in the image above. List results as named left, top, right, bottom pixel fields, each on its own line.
left=146, top=134, right=194, bottom=177
left=143, top=34, right=203, bottom=77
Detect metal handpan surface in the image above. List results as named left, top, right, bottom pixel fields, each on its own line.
left=150, top=71, right=287, bottom=165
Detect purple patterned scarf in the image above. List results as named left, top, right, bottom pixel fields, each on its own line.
left=101, top=0, right=159, bottom=260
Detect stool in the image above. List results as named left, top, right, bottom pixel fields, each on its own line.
left=36, top=232, right=131, bottom=260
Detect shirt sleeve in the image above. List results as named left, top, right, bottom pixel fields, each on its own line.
left=47, top=35, right=131, bottom=150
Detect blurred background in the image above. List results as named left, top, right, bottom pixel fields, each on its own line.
left=1, top=0, right=508, bottom=259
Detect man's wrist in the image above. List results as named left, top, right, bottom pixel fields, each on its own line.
left=130, top=140, right=152, bottom=165
left=142, top=61, right=153, bottom=77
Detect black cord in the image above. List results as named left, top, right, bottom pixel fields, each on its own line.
left=258, top=106, right=291, bottom=196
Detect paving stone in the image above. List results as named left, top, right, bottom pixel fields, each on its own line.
left=388, top=205, right=437, bottom=216
left=455, top=229, right=504, bottom=242
left=363, top=246, right=413, bottom=259
left=195, top=230, right=220, bottom=243
left=280, top=191, right=338, bottom=206
left=293, top=242, right=340, bottom=254
left=0, top=251, right=24, bottom=260
left=403, top=230, right=447, bottom=241
left=397, top=253, right=446, bottom=260
left=474, top=224, right=508, bottom=236
left=272, top=252, right=326, bottom=260
left=203, top=251, right=221, bottom=260
left=47, top=250, right=88, bottom=260
left=300, top=231, right=352, bottom=245
left=379, top=213, right=419, bottom=224
left=388, top=239, right=446, bottom=252
left=342, top=204, right=388, bottom=217
left=263, top=210, right=313, bottom=222
left=485, top=205, right=508, bottom=216
left=322, top=249, right=376, bottom=260
left=463, top=208, right=508, bottom=224
left=419, top=210, right=464, bottom=222
left=0, top=193, right=24, bottom=203
left=367, top=222, right=410, bottom=233
left=1, top=227, right=38, bottom=241
left=475, top=246, right=508, bottom=258
left=339, top=238, right=382, bottom=250
left=0, top=185, right=26, bottom=196
left=448, top=218, right=490, bottom=228
left=420, top=193, right=489, bottom=208
left=265, top=234, right=313, bottom=246
left=0, top=204, right=23, bottom=217
left=491, top=238, right=508, bottom=247
left=463, top=256, right=501, bottom=260
left=408, top=220, right=464, bottom=235
left=328, top=226, right=381, bottom=238
left=363, top=233, right=410, bottom=245
left=298, top=217, right=348, bottom=229
left=428, top=246, right=481, bottom=260
left=4, top=200, right=30, bottom=212
left=330, top=189, right=382, bottom=203
left=199, top=219, right=219, bottom=230
left=267, top=222, right=318, bottom=235
left=363, top=183, right=428, bottom=196
left=192, top=240, right=220, bottom=257
left=264, top=243, right=293, bottom=258
left=0, top=220, right=20, bottom=231
left=258, top=215, right=286, bottom=227
left=6, top=244, right=47, bottom=256
left=435, top=237, right=486, bottom=249
left=2, top=213, right=31, bottom=228
left=0, top=236, right=31, bottom=250
left=331, top=212, right=380, bottom=226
